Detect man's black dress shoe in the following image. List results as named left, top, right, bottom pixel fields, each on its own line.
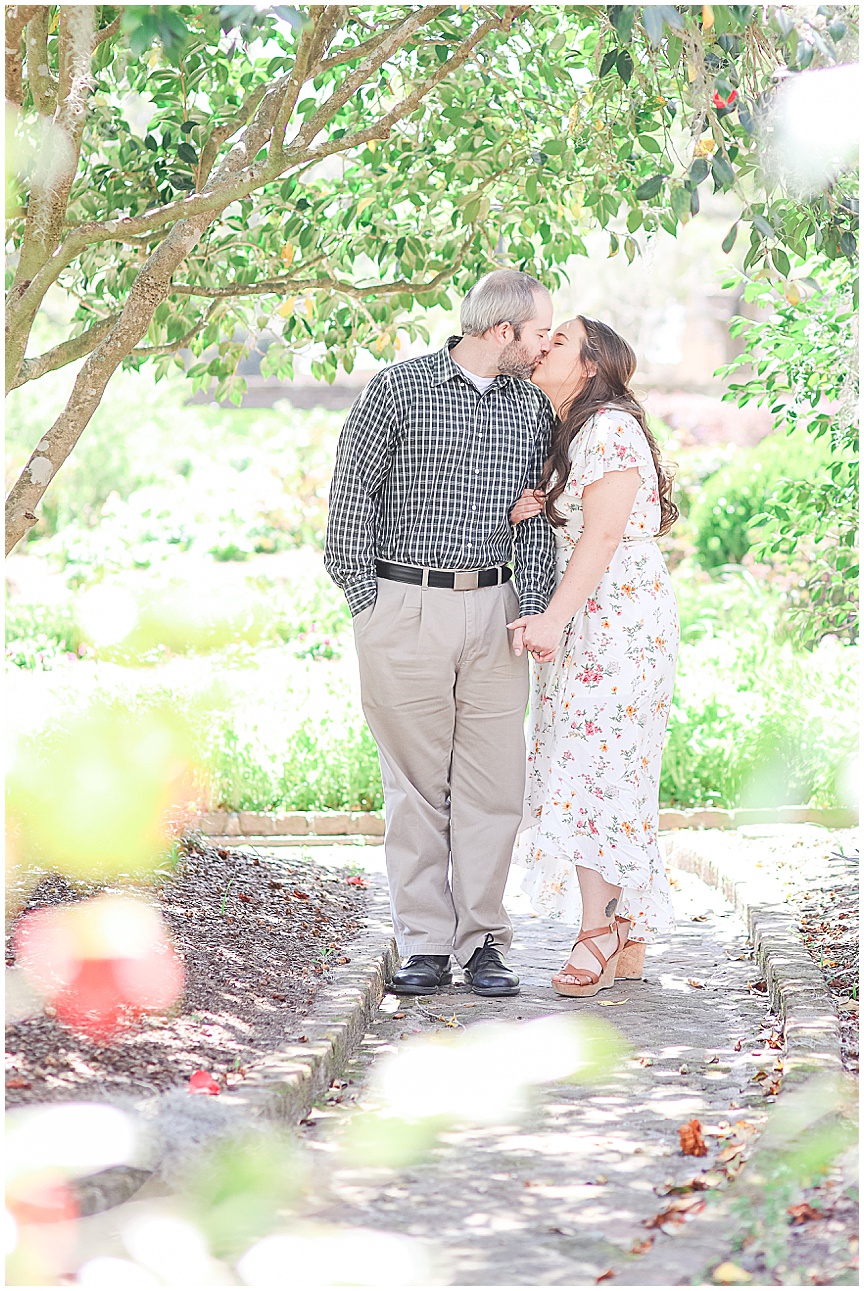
left=388, top=954, right=452, bottom=996
left=463, top=934, right=520, bottom=996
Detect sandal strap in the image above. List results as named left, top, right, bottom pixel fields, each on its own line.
left=557, top=921, right=619, bottom=982
left=576, top=922, right=616, bottom=942
left=569, top=922, right=616, bottom=973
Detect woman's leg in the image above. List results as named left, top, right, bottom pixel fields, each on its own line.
left=554, top=865, right=622, bottom=983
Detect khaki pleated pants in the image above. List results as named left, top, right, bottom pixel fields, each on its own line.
left=353, top=576, right=529, bottom=965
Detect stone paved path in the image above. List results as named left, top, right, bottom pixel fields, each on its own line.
left=293, top=858, right=782, bottom=1286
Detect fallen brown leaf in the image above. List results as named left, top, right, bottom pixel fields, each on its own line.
left=717, top=1143, right=743, bottom=1163
left=686, top=978, right=706, bottom=989
left=630, top=1237, right=654, bottom=1255
left=679, top=1118, right=708, bottom=1157
left=644, top=1195, right=706, bottom=1228
left=596, top=1271, right=615, bottom=1284
left=787, top=1202, right=822, bottom=1225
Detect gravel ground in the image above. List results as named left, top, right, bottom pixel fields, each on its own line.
left=5, top=838, right=368, bottom=1108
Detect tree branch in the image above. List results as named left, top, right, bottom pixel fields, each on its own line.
left=197, top=82, right=268, bottom=188
left=287, top=8, right=514, bottom=170
left=5, top=7, right=514, bottom=388
left=5, top=4, right=41, bottom=105
left=6, top=206, right=216, bottom=553
left=285, top=6, right=448, bottom=159
left=129, top=302, right=222, bottom=357
left=25, top=5, right=56, bottom=114
left=268, top=7, right=329, bottom=148
left=9, top=311, right=122, bottom=388
left=91, top=12, right=123, bottom=52
left=317, top=19, right=407, bottom=73
left=170, top=247, right=472, bottom=302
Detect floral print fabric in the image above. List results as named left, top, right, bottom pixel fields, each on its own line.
left=514, top=409, right=679, bottom=941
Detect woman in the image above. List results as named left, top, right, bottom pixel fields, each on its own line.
left=507, top=316, right=679, bottom=997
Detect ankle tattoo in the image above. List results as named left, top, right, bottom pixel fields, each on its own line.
left=605, top=897, right=618, bottom=918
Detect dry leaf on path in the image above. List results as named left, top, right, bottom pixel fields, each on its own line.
left=712, top=1262, right=753, bottom=1284
left=717, top=1143, right=743, bottom=1163
left=679, top=1118, right=708, bottom=1156
left=787, top=1202, right=822, bottom=1225
left=595, top=1270, right=615, bottom=1283
left=599, top=998, right=630, bottom=1006
left=686, top=978, right=706, bottom=988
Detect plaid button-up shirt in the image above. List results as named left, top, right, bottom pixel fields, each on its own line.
left=324, top=338, right=556, bottom=617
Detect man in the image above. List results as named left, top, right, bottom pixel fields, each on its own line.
left=325, top=270, right=555, bottom=996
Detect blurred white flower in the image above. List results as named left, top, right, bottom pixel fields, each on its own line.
left=762, top=63, right=860, bottom=195
left=237, top=1227, right=431, bottom=1287
left=6, top=1104, right=138, bottom=1182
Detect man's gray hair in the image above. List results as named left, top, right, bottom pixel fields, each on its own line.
left=460, top=269, right=548, bottom=337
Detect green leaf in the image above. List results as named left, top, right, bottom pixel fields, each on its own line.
left=616, top=49, right=634, bottom=83
left=711, top=154, right=735, bottom=189
left=625, top=235, right=637, bottom=262
left=656, top=5, right=685, bottom=31
left=752, top=212, right=774, bottom=238
left=637, top=133, right=662, bottom=154
left=689, top=158, right=710, bottom=186
left=634, top=174, right=665, bottom=200
left=737, top=101, right=755, bottom=134
left=177, top=142, right=198, bottom=165
left=670, top=184, right=691, bottom=222
left=642, top=6, right=664, bottom=45
left=611, top=6, right=636, bottom=42
left=840, top=230, right=857, bottom=259
left=722, top=223, right=739, bottom=253
left=599, top=48, right=618, bottom=78
left=771, top=247, right=791, bottom=276
left=626, top=207, right=642, bottom=232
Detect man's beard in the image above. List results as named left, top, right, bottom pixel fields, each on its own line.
left=498, top=337, right=538, bottom=380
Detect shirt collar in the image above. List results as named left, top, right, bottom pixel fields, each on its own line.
left=431, top=336, right=517, bottom=393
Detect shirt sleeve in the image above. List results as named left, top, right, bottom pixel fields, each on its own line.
left=512, top=395, right=556, bottom=617
left=571, top=410, right=655, bottom=492
left=324, top=371, right=399, bottom=615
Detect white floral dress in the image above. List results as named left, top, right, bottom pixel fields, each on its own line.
left=514, top=409, right=679, bottom=941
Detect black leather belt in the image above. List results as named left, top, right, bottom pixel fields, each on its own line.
left=375, top=560, right=512, bottom=590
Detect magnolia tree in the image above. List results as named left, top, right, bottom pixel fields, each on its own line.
left=4, top=2, right=857, bottom=553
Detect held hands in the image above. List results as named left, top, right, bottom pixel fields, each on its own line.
left=507, top=611, right=565, bottom=662
left=510, top=488, right=545, bottom=525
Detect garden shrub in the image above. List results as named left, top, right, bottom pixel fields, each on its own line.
left=661, top=634, right=857, bottom=809
left=688, top=425, right=832, bottom=569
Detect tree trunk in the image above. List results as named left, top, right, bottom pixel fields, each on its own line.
left=5, top=211, right=214, bottom=553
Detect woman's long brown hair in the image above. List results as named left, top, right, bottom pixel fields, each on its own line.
left=538, top=316, right=678, bottom=536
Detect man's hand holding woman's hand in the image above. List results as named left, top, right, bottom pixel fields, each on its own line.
left=510, top=488, right=545, bottom=525
left=507, top=610, right=567, bottom=662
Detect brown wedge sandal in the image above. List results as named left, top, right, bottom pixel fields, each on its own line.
left=614, top=916, right=646, bottom=980
left=552, top=922, right=622, bottom=998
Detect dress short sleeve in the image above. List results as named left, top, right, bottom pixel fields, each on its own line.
left=568, top=409, right=656, bottom=493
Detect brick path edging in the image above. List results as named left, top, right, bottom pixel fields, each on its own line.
left=196, top=804, right=856, bottom=839
left=71, top=875, right=397, bottom=1218
left=621, top=830, right=849, bottom=1285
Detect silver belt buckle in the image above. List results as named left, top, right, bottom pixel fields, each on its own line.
left=453, top=570, right=480, bottom=591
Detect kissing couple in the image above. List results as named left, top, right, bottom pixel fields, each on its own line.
left=325, top=269, right=679, bottom=999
